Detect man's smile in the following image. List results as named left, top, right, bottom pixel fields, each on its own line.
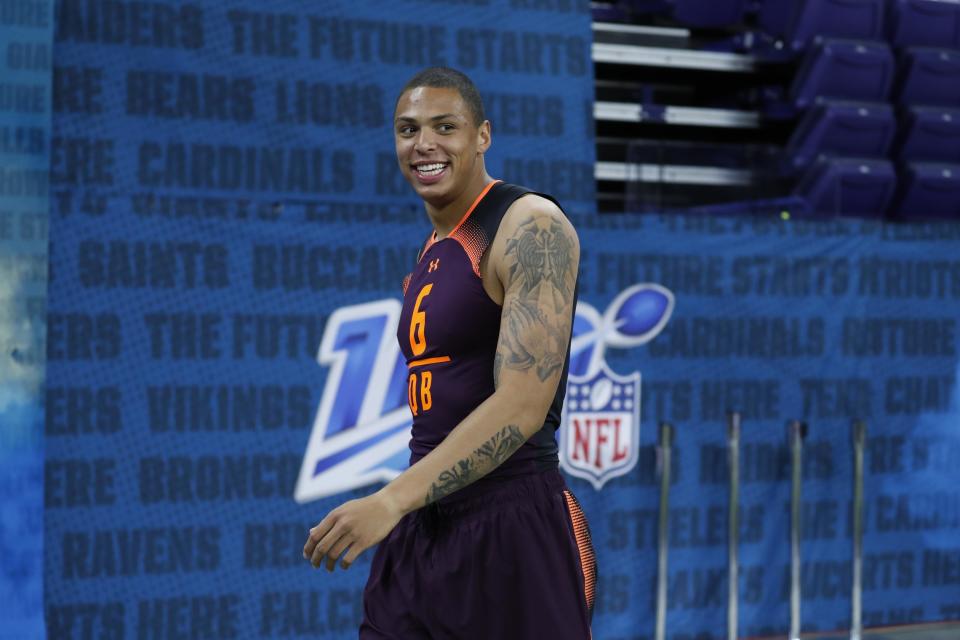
left=412, top=161, right=450, bottom=183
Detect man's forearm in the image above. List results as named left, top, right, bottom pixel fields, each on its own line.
left=378, top=388, right=549, bottom=515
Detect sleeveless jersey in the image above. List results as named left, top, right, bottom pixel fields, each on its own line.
left=397, top=180, right=575, bottom=478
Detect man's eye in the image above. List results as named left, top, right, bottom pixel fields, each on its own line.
left=399, top=127, right=416, bottom=135
left=438, top=124, right=455, bottom=132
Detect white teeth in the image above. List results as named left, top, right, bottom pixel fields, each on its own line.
left=415, top=163, right=446, bottom=176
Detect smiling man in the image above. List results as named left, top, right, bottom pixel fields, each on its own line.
left=303, top=67, right=595, bottom=639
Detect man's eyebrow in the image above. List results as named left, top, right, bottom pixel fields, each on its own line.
left=395, top=113, right=461, bottom=123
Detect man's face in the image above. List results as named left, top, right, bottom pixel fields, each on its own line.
left=394, top=86, right=490, bottom=206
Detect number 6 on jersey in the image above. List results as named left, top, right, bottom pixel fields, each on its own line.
left=409, top=283, right=433, bottom=355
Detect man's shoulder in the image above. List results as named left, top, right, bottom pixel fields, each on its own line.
left=499, top=189, right=576, bottom=240
left=511, top=191, right=563, bottom=215
left=488, top=187, right=579, bottom=279
left=492, top=182, right=561, bottom=214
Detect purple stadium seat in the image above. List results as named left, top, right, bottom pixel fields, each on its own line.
left=889, top=0, right=960, bottom=48
left=787, top=100, right=895, bottom=168
left=791, top=39, right=895, bottom=108
left=787, top=0, right=887, bottom=49
left=896, top=106, right=960, bottom=162
left=758, top=0, right=798, bottom=38
left=892, top=162, right=960, bottom=219
left=896, top=48, right=960, bottom=107
left=794, top=157, right=897, bottom=215
left=672, top=0, right=747, bottom=28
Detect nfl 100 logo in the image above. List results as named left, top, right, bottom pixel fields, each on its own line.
left=295, top=284, right=674, bottom=503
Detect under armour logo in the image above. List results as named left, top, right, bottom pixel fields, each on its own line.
left=428, top=259, right=440, bottom=273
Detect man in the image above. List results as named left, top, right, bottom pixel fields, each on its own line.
left=303, top=67, right=595, bottom=639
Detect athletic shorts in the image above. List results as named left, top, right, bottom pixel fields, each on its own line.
left=359, top=469, right=597, bottom=640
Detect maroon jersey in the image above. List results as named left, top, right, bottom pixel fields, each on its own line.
left=397, top=180, right=574, bottom=478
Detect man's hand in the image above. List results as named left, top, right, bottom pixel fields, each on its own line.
left=303, top=490, right=405, bottom=572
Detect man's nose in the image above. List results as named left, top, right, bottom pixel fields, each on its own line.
left=414, top=129, right=436, bottom=152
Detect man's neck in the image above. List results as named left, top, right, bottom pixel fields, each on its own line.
left=425, top=171, right=494, bottom=239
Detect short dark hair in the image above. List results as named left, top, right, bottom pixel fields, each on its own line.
left=396, top=67, right=486, bottom=126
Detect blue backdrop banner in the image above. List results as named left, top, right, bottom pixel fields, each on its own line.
left=44, top=1, right=960, bottom=638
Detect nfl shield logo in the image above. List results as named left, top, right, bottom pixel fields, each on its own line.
left=560, top=363, right=641, bottom=490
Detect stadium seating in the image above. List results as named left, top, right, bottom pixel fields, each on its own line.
left=791, top=39, right=895, bottom=108
left=888, top=0, right=960, bottom=48
left=895, top=48, right=960, bottom=106
left=786, top=100, right=896, bottom=168
left=794, top=157, right=897, bottom=215
left=672, top=0, right=747, bottom=28
left=895, top=106, right=960, bottom=162
left=593, top=0, right=960, bottom=219
left=787, top=0, right=887, bottom=50
left=891, top=162, right=960, bottom=218
left=757, top=0, right=797, bottom=39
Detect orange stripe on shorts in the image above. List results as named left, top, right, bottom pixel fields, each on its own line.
left=564, top=490, right=597, bottom=614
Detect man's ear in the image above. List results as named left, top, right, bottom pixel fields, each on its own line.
left=478, top=120, right=491, bottom=154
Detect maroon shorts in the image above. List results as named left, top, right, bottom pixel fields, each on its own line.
left=359, top=469, right=597, bottom=639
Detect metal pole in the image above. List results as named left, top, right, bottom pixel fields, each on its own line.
left=788, top=420, right=806, bottom=640
left=727, top=412, right=742, bottom=640
left=655, top=422, right=674, bottom=640
left=850, top=420, right=866, bottom=640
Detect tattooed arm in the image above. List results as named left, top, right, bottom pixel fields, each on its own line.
left=304, top=195, right=579, bottom=570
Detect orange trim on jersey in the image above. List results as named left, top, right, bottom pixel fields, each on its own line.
left=418, top=230, right=437, bottom=263
left=425, top=179, right=501, bottom=250
left=451, top=224, right=487, bottom=278
left=447, top=179, right=500, bottom=238
left=407, top=356, right=451, bottom=369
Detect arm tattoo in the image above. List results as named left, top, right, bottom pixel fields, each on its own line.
left=496, top=216, right=576, bottom=383
left=506, top=217, right=574, bottom=313
left=425, top=425, right=525, bottom=505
